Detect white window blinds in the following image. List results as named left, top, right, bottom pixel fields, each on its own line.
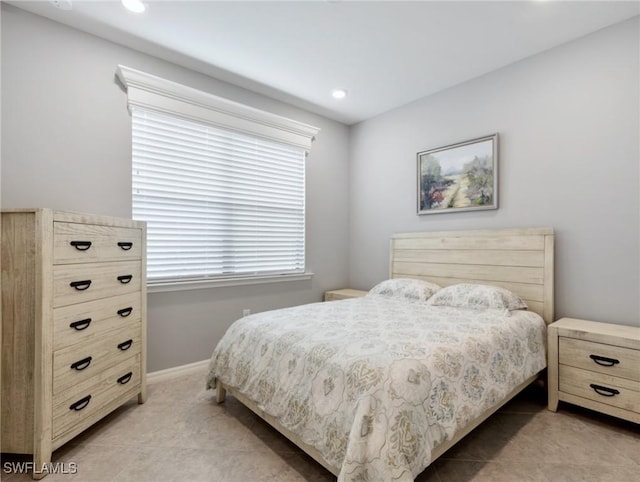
left=132, top=108, right=307, bottom=283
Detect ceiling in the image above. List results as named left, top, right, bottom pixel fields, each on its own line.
left=9, top=1, right=640, bottom=125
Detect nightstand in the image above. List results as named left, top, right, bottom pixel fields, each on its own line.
left=547, top=317, right=640, bottom=423
left=323, top=289, right=368, bottom=301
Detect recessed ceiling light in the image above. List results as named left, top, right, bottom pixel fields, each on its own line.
left=122, top=0, right=146, bottom=14
left=332, top=88, right=347, bottom=100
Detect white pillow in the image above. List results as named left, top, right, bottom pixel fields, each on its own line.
left=368, top=278, right=441, bottom=302
left=426, top=283, right=528, bottom=311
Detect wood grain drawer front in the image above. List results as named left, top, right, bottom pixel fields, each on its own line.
left=54, top=223, right=142, bottom=264
left=559, top=337, right=640, bottom=381
left=559, top=365, right=640, bottom=413
left=324, top=289, right=368, bottom=301
left=324, top=293, right=342, bottom=301
left=53, top=326, right=141, bottom=396
left=53, top=293, right=142, bottom=351
left=53, top=261, right=141, bottom=307
left=52, top=356, right=141, bottom=439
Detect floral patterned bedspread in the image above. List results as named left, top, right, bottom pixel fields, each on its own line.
left=206, top=295, right=546, bottom=482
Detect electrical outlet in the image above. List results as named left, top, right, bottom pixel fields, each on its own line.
left=242, top=309, right=251, bottom=317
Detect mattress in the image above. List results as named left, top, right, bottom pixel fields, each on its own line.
left=206, top=295, right=546, bottom=481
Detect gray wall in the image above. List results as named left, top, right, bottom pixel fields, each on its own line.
left=1, top=5, right=351, bottom=371
left=349, top=17, right=639, bottom=327
left=2, top=5, right=639, bottom=377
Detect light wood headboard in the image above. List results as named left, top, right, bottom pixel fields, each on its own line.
left=390, top=227, right=554, bottom=324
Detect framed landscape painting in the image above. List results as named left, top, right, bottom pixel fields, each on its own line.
left=417, top=133, right=498, bottom=215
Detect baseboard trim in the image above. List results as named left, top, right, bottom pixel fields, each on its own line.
left=147, top=359, right=209, bottom=384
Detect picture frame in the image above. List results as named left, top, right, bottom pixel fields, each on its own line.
left=417, top=133, right=498, bottom=215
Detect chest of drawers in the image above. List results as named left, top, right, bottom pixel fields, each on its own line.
left=547, top=317, right=640, bottom=424
left=1, top=209, right=147, bottom=478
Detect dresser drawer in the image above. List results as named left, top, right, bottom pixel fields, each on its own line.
left=53, top=261, right=141, bottom=307
left=53, top=293, right=142, bottom=351
left=52, top=356, right=141, bottom=439
left=54, top=222, right=142, bottom=264
left=559, top=337, right=640, bottom=381
left=53, top=325, right=141, bottom=396
left=559, top=364, right=640, bottom=413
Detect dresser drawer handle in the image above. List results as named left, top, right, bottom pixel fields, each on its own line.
left=589, top=384, right=620, bottom=397
left=118, top=242, right=133, bottom=251
left=70, top=240, right=92, bottom=251
left=117, top=275, right=133, bottom=284
left=117, top=372, right=133, bottom=385
left=69, top=395, right=92, bottom=411
left=70, top=318, right=92, bottom=330
left=70, top=356, right=93, bottom=371
left=589, top=354, right=620, bottom=367
left=118, top=339, right=133, bottom=351
left=117, top=307, right=133, bottom=317
left=70, top=280, right=92, bottom=291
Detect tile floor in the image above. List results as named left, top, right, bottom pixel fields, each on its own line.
left=2, top=367, right=638, bottom=481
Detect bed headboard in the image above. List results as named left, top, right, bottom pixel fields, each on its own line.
left=389, top=227, right=554, bottom=324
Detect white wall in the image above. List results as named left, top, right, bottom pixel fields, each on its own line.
left=1, top=5, right=351, bottom=371
left=349, top=17, right=640, bottom=327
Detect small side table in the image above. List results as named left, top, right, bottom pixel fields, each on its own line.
left=324, top=289, right=368, bottom=301
left=547, top=317, right=640, bottom=423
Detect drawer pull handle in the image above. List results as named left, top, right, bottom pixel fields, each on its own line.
left=69, top=395, right=92, bottom=411
left=118, top=242, right=133, bottom=251
left=117, top=307, right=133, bottom=317
left=589, top=384, right=620, bottom=397
left=117, top=274, right=133, bottom=284
left=589, top=354, right=620, bottom=367
left=70, top=318, right=92, bottom=330
left=70, top=240, right=92, bottom=251
left=118, top=339, right=133, bottom=351
left=70, top=356, right=92, bottom=371
left=117, top=372, right=133, bottom=385
left=70, top=280, right=92, bottom=291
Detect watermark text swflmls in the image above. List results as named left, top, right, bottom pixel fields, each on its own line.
left=3, top=461, right=78, bottom=475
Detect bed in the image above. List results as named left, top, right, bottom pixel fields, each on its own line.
left=206, top=227, right=554, bottom=481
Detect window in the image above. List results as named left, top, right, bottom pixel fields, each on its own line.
left=117, top=65, right=319, bottom=289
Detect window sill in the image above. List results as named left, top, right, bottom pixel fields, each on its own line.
left=147, top=272, right=314, bottom=294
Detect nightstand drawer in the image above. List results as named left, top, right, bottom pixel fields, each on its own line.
left=324, top=289, right=368, bottom=301
left=559, top=365, right=640, bottom=413
left=559, top=337, right=640, bottom=381
left=54, top=222, right=142, bottom=264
